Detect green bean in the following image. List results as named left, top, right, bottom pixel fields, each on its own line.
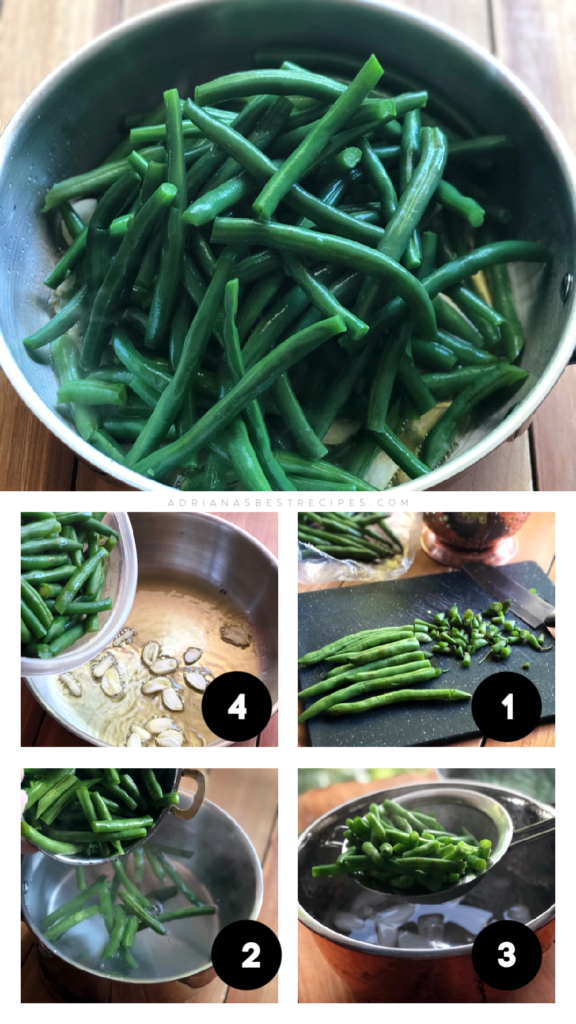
left=21, top=820, right=79, bottom=855
left=436, top=180, right=485, bottom=226
left=45, top=905, right=101, bottom=944
left=81, top=183, right=178, bottom=371
left=421, top=363, right=529, bottom=468
left=299, top=666, right=442, bottom=721
left=329, top=687, right=472, bottom=715
left=56, top=380, right=127, bottom=407
left=118, top=890, right=167, bottom=935
left=299, top=656, right=427, bottom=699
left=252, top=56, right=384, bottom=220
left=40, top=876, right=108, bottom=931
left=211, top=218, right=437, bottom=342
left=54, top=547, right=108, bottom=613
left=23, top=286, right=87, bottom=352
left=154, top=851, right=201, bottom=905
left=100, top=903, right=127, bottom=961
left=421, top=365, right=487, bottom=399
left=131, top=315, right=346, bottom=480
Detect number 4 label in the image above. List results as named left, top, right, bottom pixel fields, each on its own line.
left=229, top=693, right=247, bottom=720
left=502, top=693, right=513, bottom=719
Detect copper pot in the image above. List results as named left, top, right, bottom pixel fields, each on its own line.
left=298, top=779, right=555, bottom=1002
left=422, top=513, right=530, bottom=566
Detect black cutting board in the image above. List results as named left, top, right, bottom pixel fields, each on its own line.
left=298, top=561, right=555, bottom=746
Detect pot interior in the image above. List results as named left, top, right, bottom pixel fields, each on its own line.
left=22, top=797, right=262, bottom=984
left=298, top=780, right=555, bottom=955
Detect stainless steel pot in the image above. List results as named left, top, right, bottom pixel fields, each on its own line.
left=24, top=511, right=278, bottom=745
left=22, top=785, right=263, bottom=994
left=0, top=0, right=575, bottom=490
left=298, top=778, right=555, bottom=1001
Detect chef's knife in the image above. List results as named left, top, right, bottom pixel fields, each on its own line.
left=461, top=562, right=555, bottom=630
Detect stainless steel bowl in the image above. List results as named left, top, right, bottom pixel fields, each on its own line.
left=298, top=778, right=555, bottom=1001
left=1, top=0, right=575, bottom=490
left=24, top=511, right=278, bottom=745
left=22, top=789, right=263, bottom=991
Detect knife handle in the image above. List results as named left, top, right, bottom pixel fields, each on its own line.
left=544, top=611, right=555, bottom=628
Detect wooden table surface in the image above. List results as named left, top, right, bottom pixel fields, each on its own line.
left=298, top=511, right=555, bottom=746
left=298, top=774, right=555, bottom=1003
left=1, top=0, right=575, bottom=491
left=22, top=768, right=278, bottom=1003
left=22, top=511, right=279, bottom=746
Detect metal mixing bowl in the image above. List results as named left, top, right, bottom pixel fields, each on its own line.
left=298, top=778, right=555, bottom=1001
left=22, top=788, right=263, bottom=991
left=24, top=511, right=278, bottom=746
left=1, top=0, right=575, bottom=490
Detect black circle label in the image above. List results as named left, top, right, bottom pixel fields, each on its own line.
left=211, top=920, right=282, bottom=989
left=471, top=672, right=542, bottom=742
left=472, top=920, right=542, bottom=990
left=202, top=671, right=272, bottom=742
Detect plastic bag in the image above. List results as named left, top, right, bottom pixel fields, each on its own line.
left=297, top=512, right=422, bottom=585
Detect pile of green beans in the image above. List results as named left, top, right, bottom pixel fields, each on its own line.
left=298, top=599, right=552, bottom=722
left=311, top=798, right=491, bottom=895
left=35, top=842, right=216, bottom=971
left=420, top=600, right=553, bottom=667
left=298, top=511, right=403, bottom=562
left=21, top=768, right=179, bottom=857
left=23, top=51, right=552, bottom=490
left=21, top=512, right=118, bottom=659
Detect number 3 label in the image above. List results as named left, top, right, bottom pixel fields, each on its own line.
left=498, top=941, right=516, bottom=968
left=228, top=693, right=247, bottom=720
left=242, top=942, right=261, bottom=968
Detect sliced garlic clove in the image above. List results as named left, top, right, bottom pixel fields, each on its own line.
left=155, top=729, right=184, bottom=747
left=146, top=716, right=174, bottom=735
left=183, top=670, right=206, bottom=693
left=127, top=732, right=141, bottom=747
left=59, top=672, right=82, bottom=697
left=101, top=666, right=124, bottom=699
left=150, top=656, right=179, bottom=675
left=162, top=688, right=184, bottom=712
left=142, top=640, right=161, bottom=667
left=184, top=647, right=203, bottom=665
left=220, top=624, right=251, bottom=648
left=131, top=726, right=152, bottom=742
left=113, top=626, right=136, bottom=647
left=91, top=652, right=117, bottom=679
left=142, top=676, right=173, bottom=695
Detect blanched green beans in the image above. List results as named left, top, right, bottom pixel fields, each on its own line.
left=25, top=54, right=552, bottom=489
left=21, top=513, right=118, bottom=658
left=312, top=798, right=490, bottom=895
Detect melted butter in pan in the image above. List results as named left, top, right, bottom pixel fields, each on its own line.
left=59, top=569, right=261, bottom=747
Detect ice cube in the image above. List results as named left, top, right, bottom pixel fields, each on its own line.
left=350, top=891, right=394, bottom=918
left=376, top=922, right=398, bottom=947
left=349, top=922, right=378, bottom=944
left=504, top=905, right=532, bottom=924
left=333, top=912, right=367, bottom=933
left=374, top=904, right=415, bottom=927
left=418, top=914, right=445, bottom=941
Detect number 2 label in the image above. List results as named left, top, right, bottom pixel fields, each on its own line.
left=229, top=693, right=247, bottom=720
left=242, top=942, right=260, bottom=968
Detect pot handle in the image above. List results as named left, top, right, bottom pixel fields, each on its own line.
left=170, top=769, right=205, bottom=821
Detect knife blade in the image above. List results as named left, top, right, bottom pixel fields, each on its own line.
left=460, top=562, right=555, bottom=630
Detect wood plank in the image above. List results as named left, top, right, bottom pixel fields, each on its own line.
left=74, top=461, right=137, bottom=491
left=491, top=0, right=576, bottom=490
left=436, top=435, right=533, bottom=491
